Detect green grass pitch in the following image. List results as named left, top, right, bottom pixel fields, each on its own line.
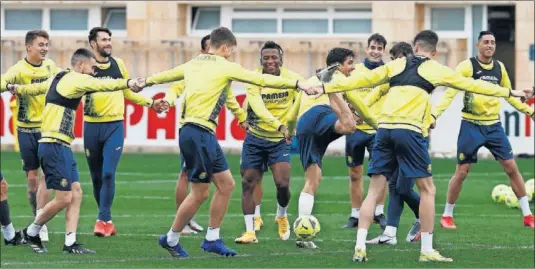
left=1, top=151, right=533, bottom=268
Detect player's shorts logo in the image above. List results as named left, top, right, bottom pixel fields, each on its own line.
left=199, top=172, right=207, bottom=180
left=85, top=149, right=90, bottom=157
left=21, top=159, right=25, bottom=167
left=347, top=156, right=353, bottom=164
left=458, top=153, right=465, bottom=161
left=427, top=164, right=432, bottom=173
left=60, top=178, right=68, bottom=187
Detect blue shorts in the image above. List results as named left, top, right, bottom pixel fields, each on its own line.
left=296, top=105, right=342, bottom=170
left=345, top=130, right=375, bottom=167
left=457, top=120, right=513, bottom=164
left=38, top=143, right=80, bottom=191
left=18, top=130, right=41, bottom=171
left=0, top=171, right=3, bottom=181
left=368, top=128, right=432, bottom=179
left=240, top=133, right=291, bottom=171
left=390, top=136, right=430, bottom=190
left=179, top=124, right=228, bottom=183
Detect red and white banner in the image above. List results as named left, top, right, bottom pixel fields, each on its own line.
left=1, top=86, right=533, bottom=155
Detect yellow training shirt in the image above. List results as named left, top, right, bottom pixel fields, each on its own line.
left=165, top=80, right=246, bottom=128
left=243, top=67, right=303, bottom=141
left=84, top=57, right=153, bottom=122
left=432, top=58, right=533, bottom=125
left=324, top=56, right=512, bottom=134
left=1, top=58, right=60, bottom=128
left=16, top=70, right=130, bottom=145
left=146, top=54, right=298, bottom=132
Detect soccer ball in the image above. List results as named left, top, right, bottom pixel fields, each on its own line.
left=293, top=215, right=321, bottom=240
left=491, top=184, right=509, bottom=203
left=505, top=193, right=520, bottom=209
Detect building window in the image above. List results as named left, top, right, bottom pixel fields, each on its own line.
left=430, top=7, right=465, bottom=31
left=192, top=7, right=220, bottom=31
left=50, top=9, right=89, bottom=30
left=4, top=9, right=42, bottom=30
left=103, top=8, right=126, bottom=30
left=333, top=19, right=372, bottom=34
left=194, top=5, right=372, bottom=36
left=232, top=19, right=277, bottom=33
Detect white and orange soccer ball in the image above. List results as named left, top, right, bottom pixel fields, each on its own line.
left=293, top=215, right=321, bottom=241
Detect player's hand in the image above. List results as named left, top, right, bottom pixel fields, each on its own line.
left=279, top=125, right=292, bottom=144
left=430, top=122, right=436, bottom=129
left=6, top=84, right=17, bottom=95
left=353, top=114, right=364, bottom=125
left=151, top=99, right=168, bottom=113
left=239, top=121, right=249, bottom=131
left=159, top=100, right=170, bottom=113
left=296, top=81, right=312, bottom=92
left=510, top=89, right=529, bottom=98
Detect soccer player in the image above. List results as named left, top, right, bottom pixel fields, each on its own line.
left=235, top=41, right=303, bottom=244
left=342, top=33, right=388, bottom=230
left=433, top=31, right=535, bottom=229
left=287, top=47, right=377, bottom=249
left=160, top=34, right=246, bottom=234
left=314, top=30, right=531, bottom=262
left=85, top=27, right=161, bottom=237
left=366, top=41, right=425, bottom=245
left=9, top=48, right=139, bottom=254
left=135, top=27, right=310, bottom=258
left=0, top=30, right=58, bottom=241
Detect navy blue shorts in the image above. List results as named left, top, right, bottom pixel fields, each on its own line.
left=38, top=143, right=79, bottom=191
left=179, top=124, right=228, bottom=183
left=457, top=120, right=513, bottom=164
left=345, top=130, right=375, bottom=167
left=18, top=130, right=41, bottom=171
left=368, top=128, right=432, bottom=179
left=390, top=136, right=430, bottom=191
left=240, top=133, right=291, bottom=171
left=296, top=105, right=342, bottom=170
left=178, top=127, right=186, bottom=171
left=0, top=171, right=3, bottom=181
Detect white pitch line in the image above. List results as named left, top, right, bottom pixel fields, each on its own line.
left=9, top=212, right=523, bottom=220
left=5, top=172, right=529, bottom=188
left=1, top=243, right=532, bottom=266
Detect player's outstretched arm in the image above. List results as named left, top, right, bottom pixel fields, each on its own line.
left=225, top=88, right=247, bottom=125
left=431, top=88, right=459, bottom=120
left=245, top=84, right=283, bottom=131
left=145, top=64, right=186, bottom=86
left=322, top=58, right=402, bottom=94
left=329, top=93, right=357, bottom=134
left=345, top=90, right=378, bottom=129
left=77, top=74, right=133, bottom=94
left=363, top=83, right=390, bottom=107
left=226, top=62, right=299, bottom=90
left=286, top=91, right=303, bottom=136
left=9, top=79, right=51, bottom=96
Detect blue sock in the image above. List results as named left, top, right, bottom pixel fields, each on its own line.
left=386, top=172, right=404, bottom=228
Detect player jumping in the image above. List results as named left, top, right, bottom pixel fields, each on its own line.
left=235, top=41, right=303, bottom=244
left=433, top=30, right=535, bottom=229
